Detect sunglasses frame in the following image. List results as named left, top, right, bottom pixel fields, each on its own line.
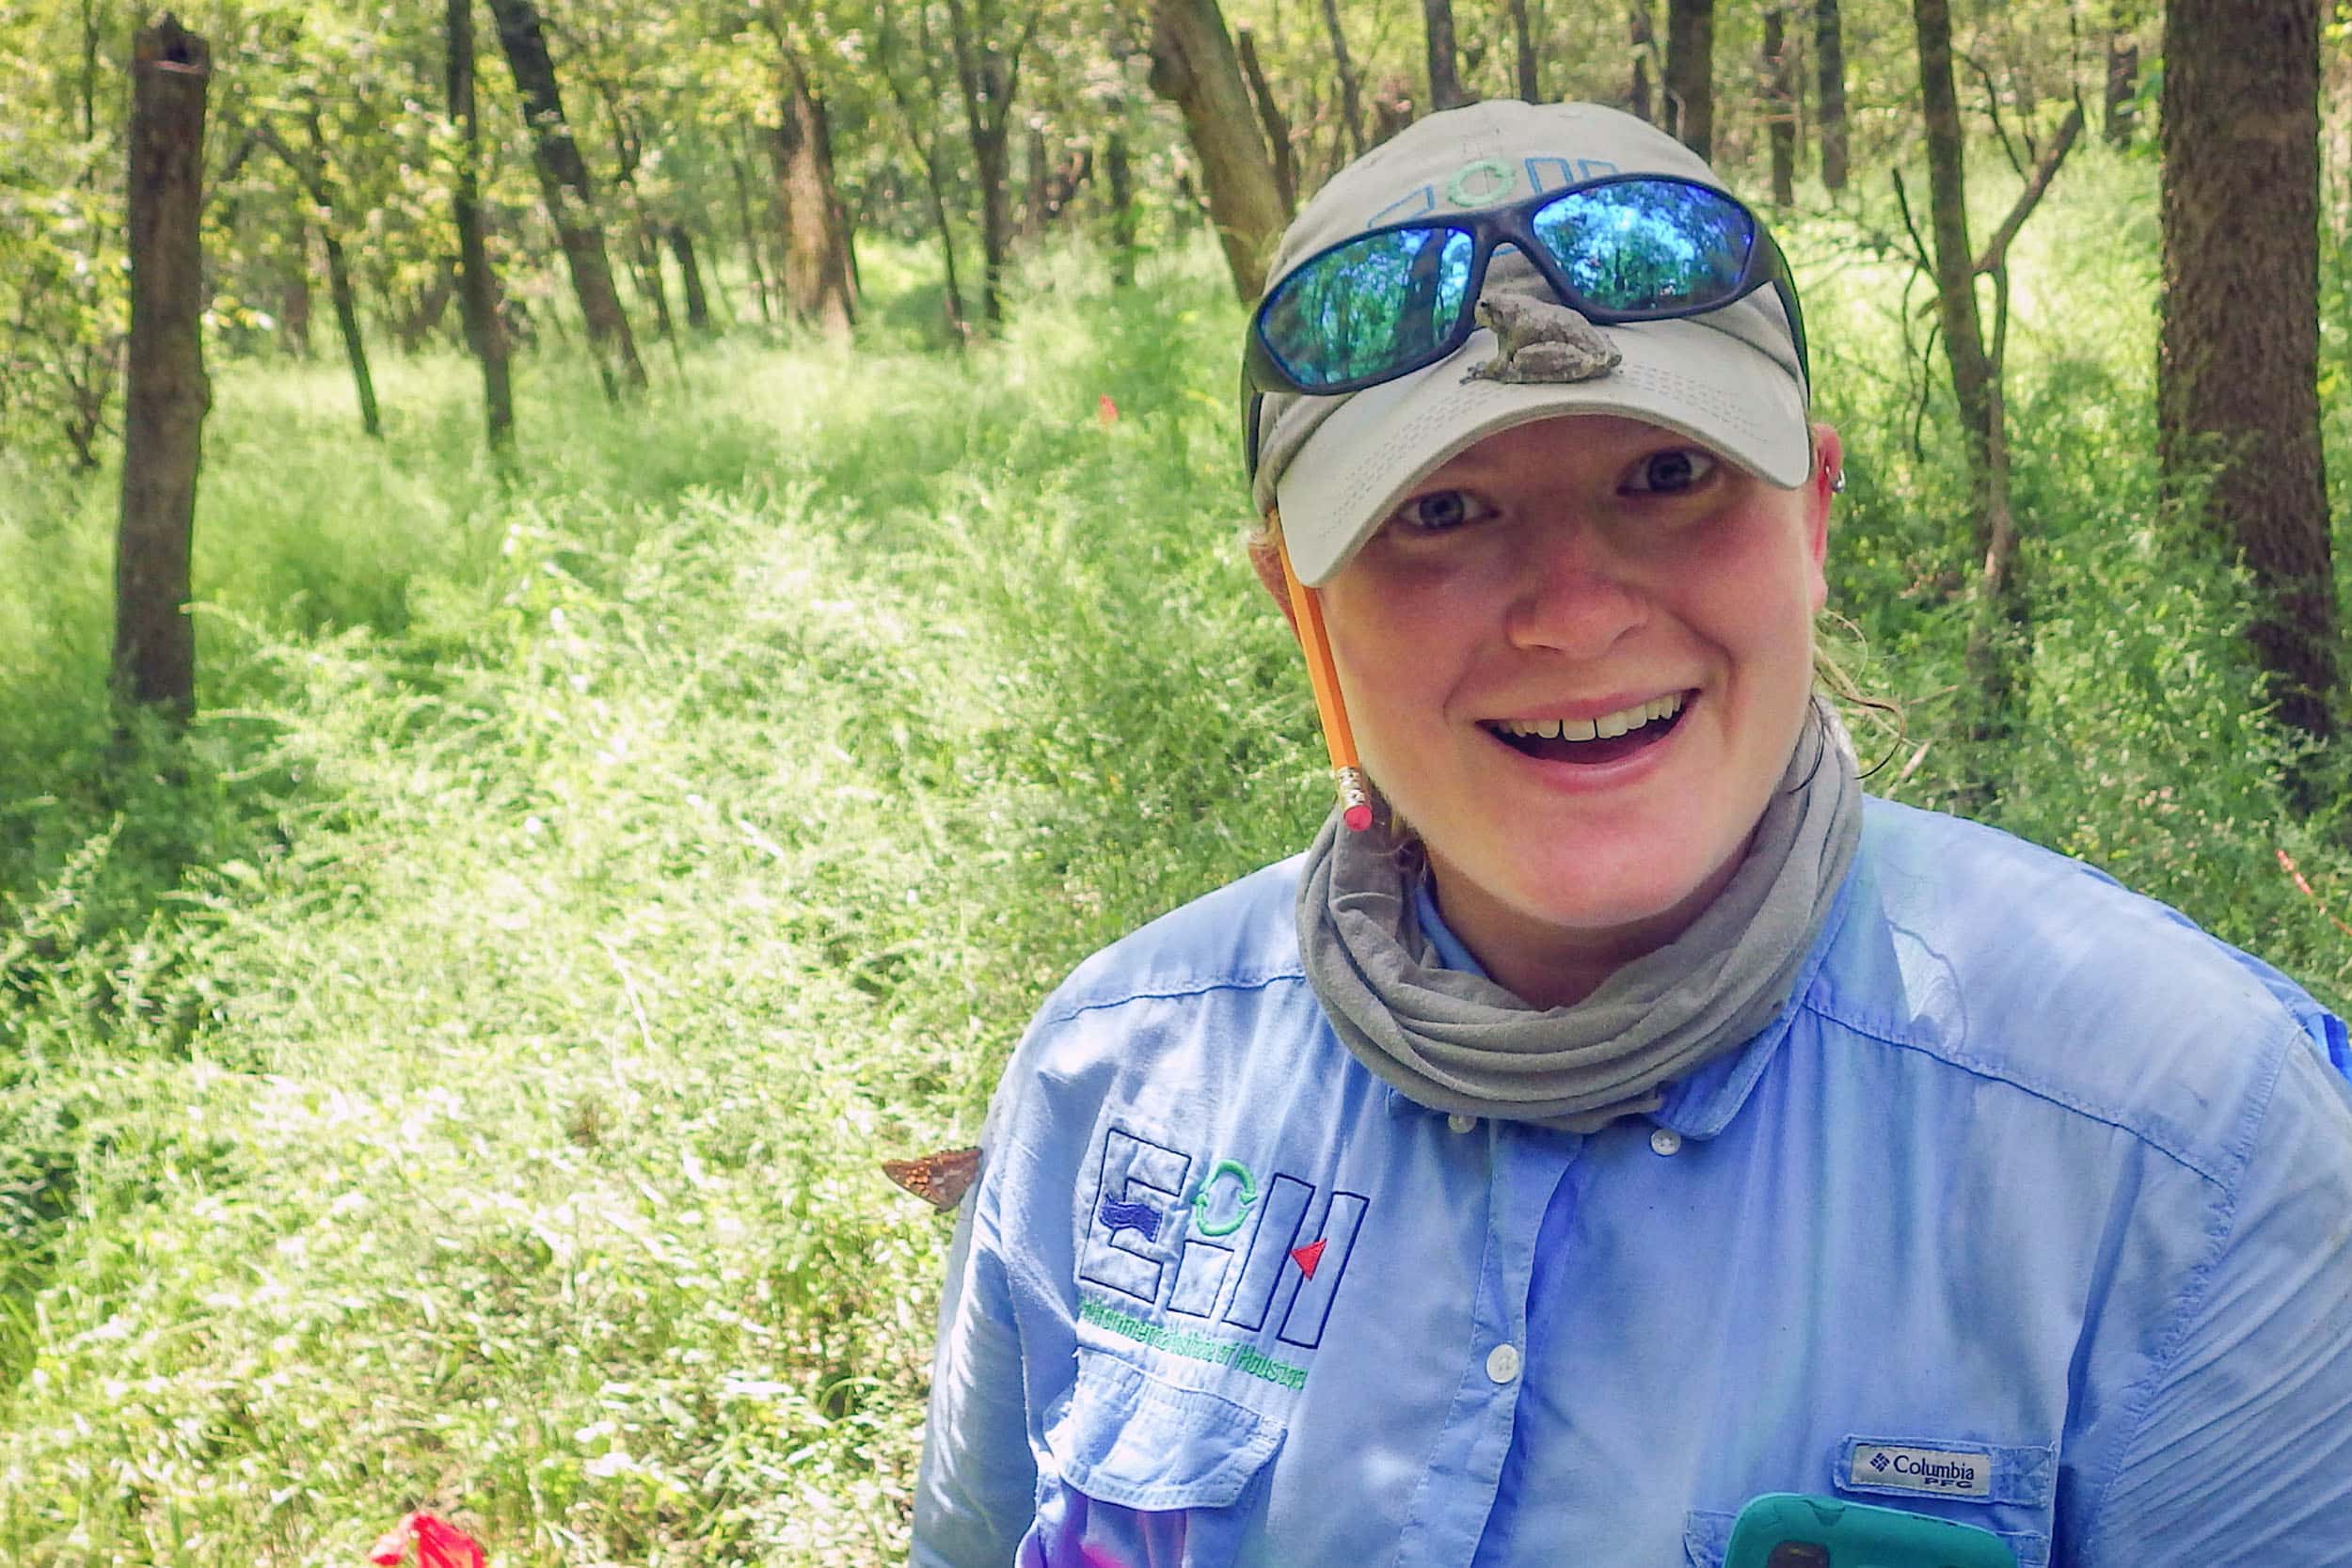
left=1242, top=172, right=1809, bottom=482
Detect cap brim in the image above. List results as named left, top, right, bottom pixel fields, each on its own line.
left=1274, top=318, right=1813, bottom=586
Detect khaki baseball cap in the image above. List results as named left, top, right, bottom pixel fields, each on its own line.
left=1248, top=101, right=1812, bottom=586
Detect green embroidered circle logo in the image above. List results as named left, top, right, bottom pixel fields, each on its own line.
left=1191, top=1158, right=1259, bottom=1237
left=1446, top=157, right=1516, bottom=209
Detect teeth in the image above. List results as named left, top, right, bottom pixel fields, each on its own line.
left=1495, top=692, right=1685, bottom=742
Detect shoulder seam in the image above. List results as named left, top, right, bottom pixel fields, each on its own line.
left=1037, top=967, right=1311, bottom=1028
left=1802, top=991, right=2276, bottom=1189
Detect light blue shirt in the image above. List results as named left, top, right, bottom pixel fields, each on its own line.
left=912, top=800, right=2352, bottom=1566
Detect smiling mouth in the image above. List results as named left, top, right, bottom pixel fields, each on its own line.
left=1483, top=692, right=1692, bottom=765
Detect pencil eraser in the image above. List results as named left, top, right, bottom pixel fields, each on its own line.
left=1343, top=803, right=1374, bottom=832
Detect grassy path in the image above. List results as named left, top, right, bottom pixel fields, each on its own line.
left=0, top=254, right=1319, bottom=1565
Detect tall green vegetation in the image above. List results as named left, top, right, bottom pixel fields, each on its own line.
left=6, top=0, right=2352, bottom=1559
left=3, top=160, right=2352, bottom=1556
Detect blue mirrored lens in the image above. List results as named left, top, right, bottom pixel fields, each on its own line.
left=1259, top=227, right=1474, bottom=388
left=1529, top=180, right=1754, bottom=312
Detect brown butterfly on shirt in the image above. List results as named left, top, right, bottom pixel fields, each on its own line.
left=882, top=1145, right=983, bottom=1211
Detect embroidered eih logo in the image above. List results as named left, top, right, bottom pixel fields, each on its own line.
left=1077, top=1125, right=1370, bottom=1351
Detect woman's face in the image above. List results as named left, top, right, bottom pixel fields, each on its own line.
left=1312, top=414, right=1839, bottom=1006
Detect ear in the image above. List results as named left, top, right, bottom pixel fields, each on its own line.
left=1804, top=422, right=1841, bottom=613
left=1248, top=531, right=1304, bottom=641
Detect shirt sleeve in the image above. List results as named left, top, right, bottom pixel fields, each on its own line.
left=903, top=1053, right=1044, bottom=1568
left=910, top=1160, right=1036, bottom=1568
left=2081, top=1036, right=2352, bottom=1564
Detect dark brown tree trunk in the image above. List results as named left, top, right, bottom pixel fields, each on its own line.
left=118, top=17, right=211, bottom=719
left=1149, top=0, right=1291, bottom=301
left=668, top=225, right=710, bottom=330
left=1234, top=24, right=1296, bottom=211
left=1508, top=0, right=1540, bottom=102
left=729, top=150, right=774, bottom=325
left=1763, top=7, right=1797, bottom=205
left=2104, top=0, right=2141, bottom=149
left=1105, top=127, right=1137, bottom=286
left=1815, top=0, right=1848, bottom=191
left=775, top=49, right=858, bottom=337
left=1664, top=0, right=1714, bottom=156
left=2159, top=0, right=2337, bottom=754
left=1372, top=74, right=1417, bottom=144
left=448, top=0, right=513, bottom=450
left=1320, top=0, right=1367, bottom=156
left=485, top=0, right=645, bottom=398
left=1629, top=4, right=1656, bottom=121
left=878, top=0, right=971, bottom=337
left=1024, top=124, right=1053, bottom=238
left=279, top=217, right=313, bottom=356
left=633, top=228, right=676, bottom=344
left=1424, top=0, right=1470, bottom=112
left=1911, top=0, right=2081, bottom=754
left=2105, top=37, right=2139, bottom=146
left=943, top=0, right=1020, bottom=326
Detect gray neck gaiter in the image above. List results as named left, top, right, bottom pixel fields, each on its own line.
left=1295, top=699, right=1864, bottom=1133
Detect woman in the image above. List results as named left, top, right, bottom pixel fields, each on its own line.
left=912, top=102, right=2352, bottom=1567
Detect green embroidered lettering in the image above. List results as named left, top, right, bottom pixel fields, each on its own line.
left=1079, top=1297, right=1309, bottom=1390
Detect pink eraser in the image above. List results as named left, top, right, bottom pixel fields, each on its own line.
left=1343, top=803, right=1375, bottom=832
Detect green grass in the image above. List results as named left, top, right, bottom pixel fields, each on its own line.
left=1, top=182, right=2349, bottom=1564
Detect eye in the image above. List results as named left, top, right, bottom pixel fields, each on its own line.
left=1621, top=448, right=1718, bottom=495
left=1388, top=487, right=1496, bottom=533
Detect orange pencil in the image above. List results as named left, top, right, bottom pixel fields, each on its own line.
left=1275, top=516, right=1374, bottom=832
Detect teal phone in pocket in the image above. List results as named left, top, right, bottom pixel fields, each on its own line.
left=1723, top=1493, right=2019, bottom=1568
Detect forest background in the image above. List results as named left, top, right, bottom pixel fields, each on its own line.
left=5, top=0, right=2352, bottom=1562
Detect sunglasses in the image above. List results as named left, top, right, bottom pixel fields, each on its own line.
left=1242, top=173, right=1808, bottom=479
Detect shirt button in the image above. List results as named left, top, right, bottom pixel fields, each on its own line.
left=1448, top=1113, right=1477, bottom=1134
left=1486, top=1342, right=1522, bottom=1384
left=1650, top=1128, right=1683, bottom=1157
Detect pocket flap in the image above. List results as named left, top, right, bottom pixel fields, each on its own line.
left=1048, top=1353, right=1284, bottom=1513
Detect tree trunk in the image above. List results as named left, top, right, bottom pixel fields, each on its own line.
left=1319, top=0, right=1367, bottom=156
left=1149, top=0, right=1290, bottom=301
left=1664, top=0, right=1714, bottom=156
left=2104, top=1, right=2140, bottom=149
left=1424, top=0, right=1470, bottom=112
left=1763, top=7, right=1797, bottom=205
left=1234, top=24, right=1296, bottom=211
left=1024, top=124, right=1052, bottom=238
left=1508, top=0, right=1540, bottom=103
left=729, top=150, right=774, bottom=324
left=1105, top=127, right=1137, bottom=286
left=278, top=216, right=313, bottom=356
left=774, top=48, right=858, bottom=337
left=1629, top=4, right=1655, bottom=121
left=485, top=0, right=645, bottom=398
left=2159, top=0, right=2337, bottom=755
left=320, top=226, right=381, bottom=437
left=668, top=225, right=710, bottom=330
left=1913, top=0, right=2026, bottom=752
left=448, top=0, right=514, bottom=450
left=944, top=0, right=1016, bottom=326
left=118, top=17, right=211, bottom=719
left=1815, top=0, right=1849, bottom=191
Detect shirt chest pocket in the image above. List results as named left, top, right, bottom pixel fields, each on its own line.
left=1025, top=1351, right=1286, bottom=1568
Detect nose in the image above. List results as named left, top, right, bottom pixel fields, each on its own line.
left=1502, top=515, right=1647, bottom=660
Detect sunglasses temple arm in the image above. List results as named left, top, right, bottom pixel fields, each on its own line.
left=1276, top=521, right=1374, bottom=833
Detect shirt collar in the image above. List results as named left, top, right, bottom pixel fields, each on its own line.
left=1385, top=862, right=1860, bottom=1139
